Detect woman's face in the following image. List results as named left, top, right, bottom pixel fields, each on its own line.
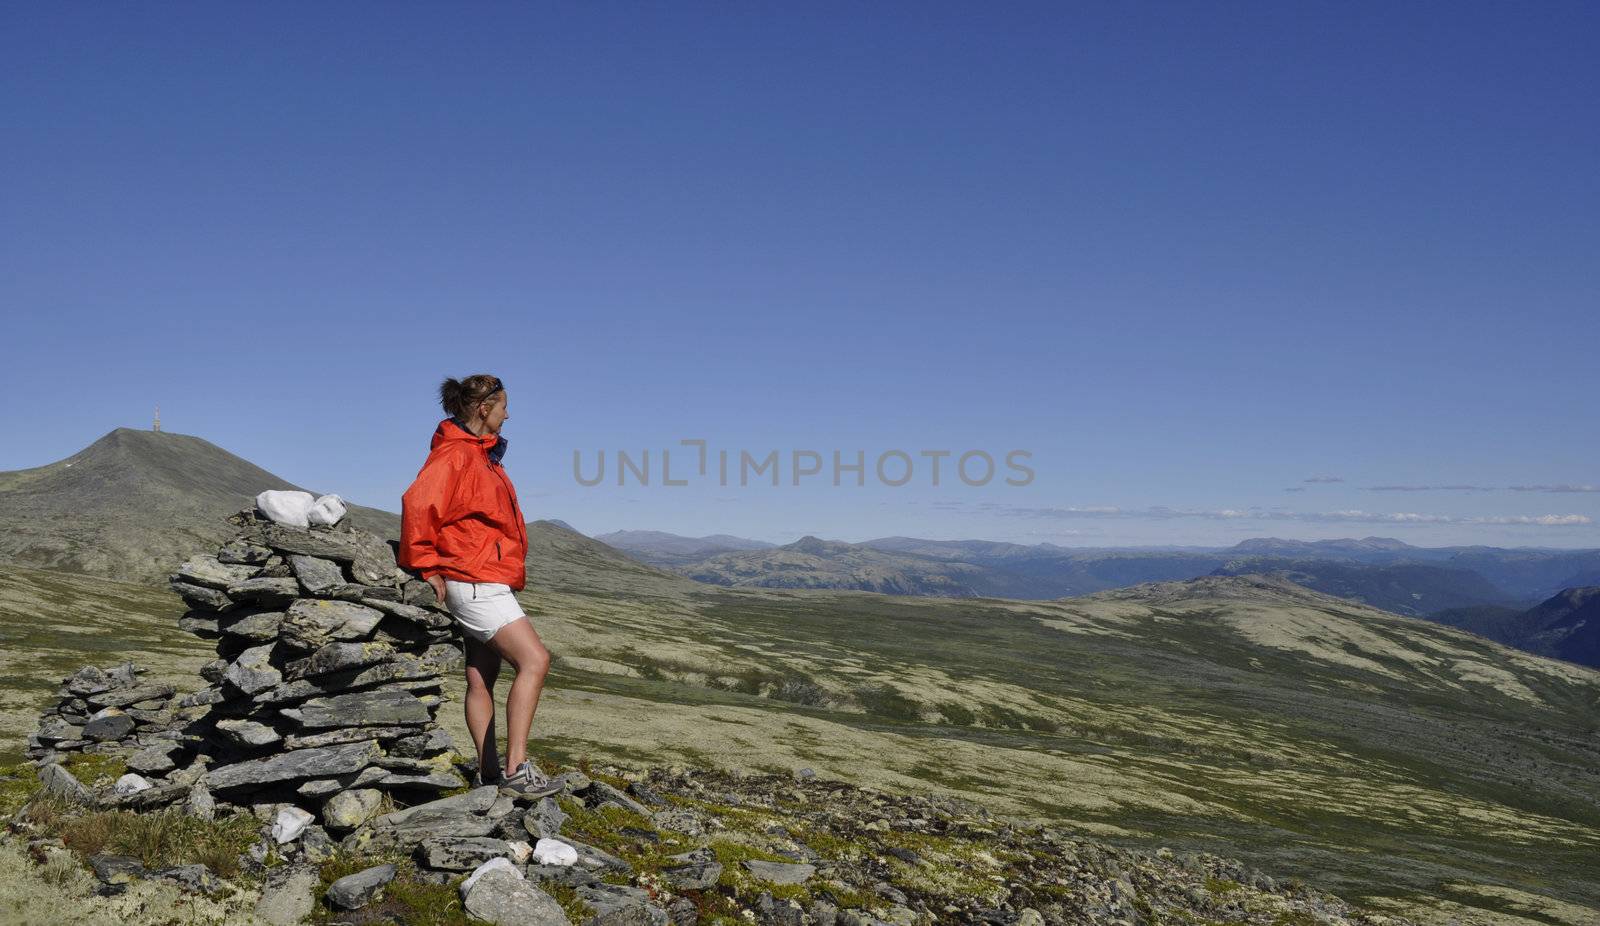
left=481, top=391, right=509, bottom=434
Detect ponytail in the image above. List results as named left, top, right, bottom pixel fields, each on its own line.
left=438, top=374, right=503, bottom=420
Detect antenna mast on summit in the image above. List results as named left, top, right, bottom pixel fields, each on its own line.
left=153, top=406, right=161, bottom=432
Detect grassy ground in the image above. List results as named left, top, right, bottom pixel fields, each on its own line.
left=2, top=563, right=1597, bottom=926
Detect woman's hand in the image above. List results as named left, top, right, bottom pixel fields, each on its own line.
left=427, top=574, right=447, bottom=605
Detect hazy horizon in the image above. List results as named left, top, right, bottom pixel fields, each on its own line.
left=9, top=424, right=1598, bottom=553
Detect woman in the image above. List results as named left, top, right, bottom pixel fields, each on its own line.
left=399, top=373, right=559, bottom=798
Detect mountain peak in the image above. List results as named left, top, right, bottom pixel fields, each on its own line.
left=0, top=427, right=350, bottom=582
left=1543, top=585, right=1600, bottom=612
left=789, top=534, right=840, bottom=554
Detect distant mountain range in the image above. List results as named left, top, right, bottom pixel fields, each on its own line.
left=601, top=528, right=1600, bottom=606
left=590, top=529, right=775, bottom=567
left=598, top=528, right=1600, bottom=667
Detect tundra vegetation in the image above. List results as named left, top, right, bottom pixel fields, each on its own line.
left=0, top=521, right=1596, bottom=925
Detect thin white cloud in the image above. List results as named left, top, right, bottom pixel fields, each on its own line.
left=1474, top=514, right=1593, bottom=526
left=1365, top=483, right=1598, bottom=493
left=979, top=504, right=1592, bottom=527
left=1303, top=475, right=1345, bottom=484
left=1365, top=484, right=1494, bottom=492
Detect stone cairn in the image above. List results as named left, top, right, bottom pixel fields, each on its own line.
left=29, top=503, right=469, bottom=851
left=27, top=662, right=181, bottom=764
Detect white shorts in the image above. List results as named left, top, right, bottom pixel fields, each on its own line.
left=443, top=580, right=526, bottom=643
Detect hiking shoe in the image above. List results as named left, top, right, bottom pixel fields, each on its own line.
left=471, top=767, right=504, bottom=788
left=499, top=760, right=561, bottom=799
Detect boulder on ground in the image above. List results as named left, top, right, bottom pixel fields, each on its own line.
left=326, top=862, right=397, bottom=910
left=463, top=868, right=572, bottom=926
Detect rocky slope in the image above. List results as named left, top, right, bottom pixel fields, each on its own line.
left=4, top=748, right=1420, bottom=926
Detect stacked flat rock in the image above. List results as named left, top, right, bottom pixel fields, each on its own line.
left=26, top=662, right=189, bottom=765
left=156, top=504, right=468, bottom=816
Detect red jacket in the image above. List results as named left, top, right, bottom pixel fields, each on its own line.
left=399, top=417, right=529, bottom=589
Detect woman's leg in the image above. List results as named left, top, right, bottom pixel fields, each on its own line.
left=463, top=636, right=502, bottom=780
left=485, top=616, right=550, bottom=775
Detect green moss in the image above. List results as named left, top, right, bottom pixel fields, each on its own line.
left=587, top=768, right=635, bottom=791
left=0, top=762, right=41, bottom=817
left=815, top=880, right=878, bottom=910
left=312, top=853, right=471, bottom=926
left=708, top=838, right=800, bottom=867
left=560, top=798, right=653, bottom=841
left=764, top=881, right=813, bottom=904
left=868, top=829, right=1009, bottom=903
left=795, top=828, right=863, bottom=863
left=61, top=752, right=128, bottom=786
left=707, top=838, right=812, bottom=902
left=539, top=878, right=596, bottom=923
left=380, top=876, right=468, bottom=925
left=554, top=796, right=698, bottom=880
left=1205, top=877, right=1245, bottom=895
left=317, top=850, right=396, bottom=891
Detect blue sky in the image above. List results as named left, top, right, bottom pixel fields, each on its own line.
left=3, top=2, right=1596, bottom=547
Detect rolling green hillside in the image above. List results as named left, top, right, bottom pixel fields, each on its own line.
left=3, top=551, right=1596, bottom=926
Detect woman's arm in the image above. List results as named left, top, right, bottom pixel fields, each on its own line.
left=400, top=447, right=463, bottom=583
